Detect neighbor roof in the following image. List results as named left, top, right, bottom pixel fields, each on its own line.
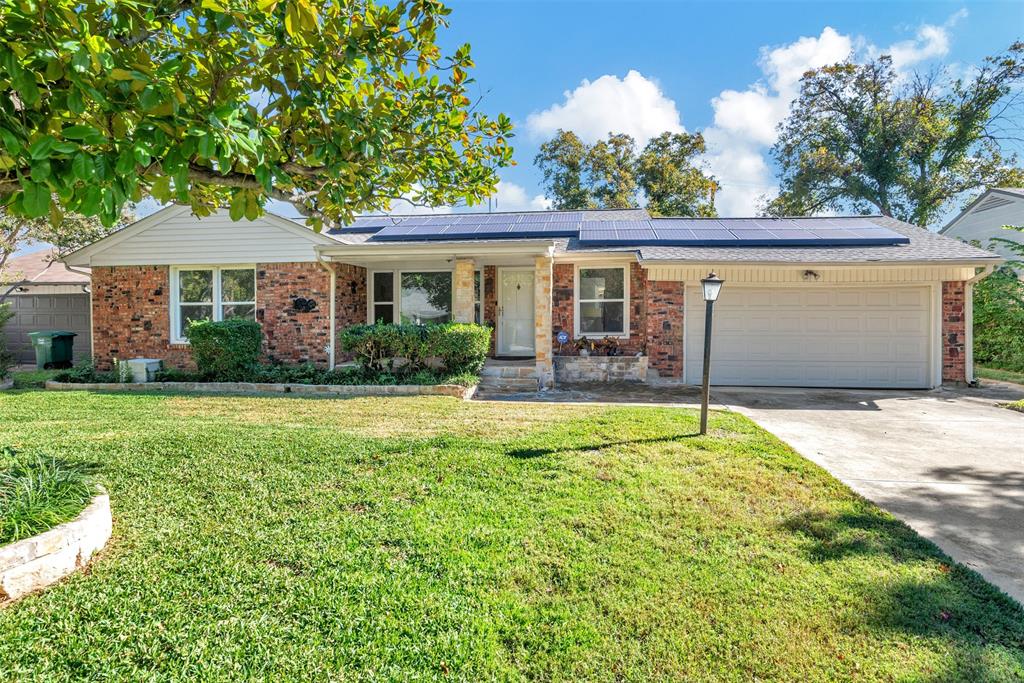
left=324, top=210, right=999, bottom=265
left=2, top=249, right=90, bottom=285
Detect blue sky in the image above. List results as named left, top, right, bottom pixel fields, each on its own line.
left=412, top=0, right=1022, bottom=223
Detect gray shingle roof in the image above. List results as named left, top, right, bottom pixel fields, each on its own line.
left=322, top=211, right=1000, bottom=264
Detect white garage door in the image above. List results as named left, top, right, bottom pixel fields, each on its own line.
left=684, top=285, right=932, bottom=388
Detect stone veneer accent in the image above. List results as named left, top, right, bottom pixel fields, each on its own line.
left=453, top=258, right=476, bottom=323
left=644, top=280, right=685, bottom=378
left=534, top=256, right=554, bottom=388
left=0, top=493, right=111, bottom=602
left=942, top=280, right=967, bottom=383
left=554, top=356, right=647, bottom=383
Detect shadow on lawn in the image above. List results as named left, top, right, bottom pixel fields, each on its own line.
left=507, top=432, right=700, bottom=459
left=782, top=509, right=1024, bottom=680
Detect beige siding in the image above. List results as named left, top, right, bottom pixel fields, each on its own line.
left=943, top=195, right=1024, bottom=259
left=644, top=264, right=977, bottom=283
left=87, top=207, right=324, bottom=266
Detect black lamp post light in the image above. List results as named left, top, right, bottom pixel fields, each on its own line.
left=699, top=271, right=724, bottom=436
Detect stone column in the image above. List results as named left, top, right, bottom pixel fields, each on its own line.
left=534, top=255, right=554, bottom=388
left=452, top=258, right=476, bottom=323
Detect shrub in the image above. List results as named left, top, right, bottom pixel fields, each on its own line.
left=185, top=318, right=263, bottom=381
left=0, top=446, right=95, bottom=545
left=424, top=323, right=491, bottom=373
left=974, top=266, right=1024, bottom=372
left=0, top=302, right=14, bottom=380
left=153, top=367, right=204, bottom=383
left=54, top=358, right=118, bottom=384
left=339, top=322, right=490, bottom=375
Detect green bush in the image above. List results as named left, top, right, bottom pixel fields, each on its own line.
left=0, top=302, right=14, bottom=380
left=339, top=322, right=490, bottom=375
left=54, top=358, right=119, bottom=384
left=974, top=266, right=1024, bottom=372
left=424, top=323, right=491, bottom=373
left=0, top=446, right=95, bottom=545
left=185, top=318, right=263, bottom=381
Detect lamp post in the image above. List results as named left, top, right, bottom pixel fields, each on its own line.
left=699, top=272, right=724, bottom=435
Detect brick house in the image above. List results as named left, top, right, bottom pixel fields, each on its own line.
left=64, top=204, right=1001, bottom=389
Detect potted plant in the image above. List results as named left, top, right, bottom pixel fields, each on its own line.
left=574, top=337, right=595, bottom=357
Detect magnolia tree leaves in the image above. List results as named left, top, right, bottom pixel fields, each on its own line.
left=0, top=1, right=514, bottom=229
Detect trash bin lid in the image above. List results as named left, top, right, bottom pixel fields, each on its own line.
left=28, top=330, right=78, bottom=338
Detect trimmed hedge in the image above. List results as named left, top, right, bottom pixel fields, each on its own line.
left=339, top=322, right=491, bottom=375
left=185, top=318, right=262, bottom=381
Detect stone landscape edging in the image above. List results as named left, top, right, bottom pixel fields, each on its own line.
left=45, top=380, right=477, bottom=400
left=0, top=377, right=13, bottom=391
left=0, top=493, right=112, bottom=603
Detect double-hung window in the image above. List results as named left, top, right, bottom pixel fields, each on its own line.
left=172, top=267, right=256, bottom=342
left=576, top=266, right=628, bottom=336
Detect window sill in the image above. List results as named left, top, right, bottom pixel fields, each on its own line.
left=576, top=332, right=631, bottom=340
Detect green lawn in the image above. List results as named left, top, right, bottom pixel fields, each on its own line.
left=0, top=390, right=1021, bottom=681
left=976, top=365, right=1024, bottom=387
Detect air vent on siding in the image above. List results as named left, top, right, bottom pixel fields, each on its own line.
left=975, top=196, right=1014, bottom=212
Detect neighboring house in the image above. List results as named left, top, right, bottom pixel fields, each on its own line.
left=1, top=250, right=92, bottom=364
left=940, top=187, right=1024, bottom=261
left=64, top=204, right=1001, bottom=389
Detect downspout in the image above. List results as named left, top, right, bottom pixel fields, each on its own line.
left=964, top=264, right=996, bottom=386
left=315, top=250, right=336, bottom=370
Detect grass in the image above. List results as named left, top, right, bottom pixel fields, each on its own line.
left=0, top=448, right=95, bottom=544
left=10, top=368, right=59, bottom=389
left=976, top=365, right=1024, bottom=387
left=0, top=390, right=1021, bottom=681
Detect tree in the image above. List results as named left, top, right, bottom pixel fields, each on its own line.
left=0, top=1, right=513, bottom=231
left=973, top=227, right=1024, bottom=372
left=766, top=43, right=1024, bottom=226
left=0, top=204, right=134, bottom=278
left=534, top=130, right=718, bottom=215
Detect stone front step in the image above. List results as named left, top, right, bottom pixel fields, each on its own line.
left=480, top=365, right=538, bottom=380
left=477, top=376, right=539, bottom=392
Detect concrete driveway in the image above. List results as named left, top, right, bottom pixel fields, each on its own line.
left=715, top=382, right=1024, bottom=604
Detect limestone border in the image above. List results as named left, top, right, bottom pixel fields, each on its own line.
left=45, top=380, right=478, bottom=400
left=0, top=493, right=112, bottom=603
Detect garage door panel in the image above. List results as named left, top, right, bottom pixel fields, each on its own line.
left=686, top=286, right=931, bottom=388
left=6, top=293, right=91, bottom=363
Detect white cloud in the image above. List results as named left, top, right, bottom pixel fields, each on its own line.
left=525, top=70, right=683, bottom=145
left=702, top=11, right=964, bottom=215
left=490, top=180, right=550, bottom=212
left=878, top=9, right=966, bottom=71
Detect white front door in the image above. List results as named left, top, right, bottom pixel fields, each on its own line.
left=497, top=269, right=535, bottom=356
left=684, top=285, right=933, bottom=388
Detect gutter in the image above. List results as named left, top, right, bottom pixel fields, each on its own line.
left=315, top=253, right=337, bottom=370
left=964, top=264, right=997, bottom=385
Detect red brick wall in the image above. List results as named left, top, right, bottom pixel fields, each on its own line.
left=551, top=263, right=574, bottom=355
left=91, top=266, right=193, bottom=370
left=333, top=263, right=367, bottom=364
left=483, top=265, right=497, bottom=356
left=92, top=262, right=367, bottom=370
left=257, top=262, right=332, bottom=365
left=550, top=262, right=648, bottom=357
left=942, top=280, right=967, bottom=383
left=644, top=280, right=685, bottom=378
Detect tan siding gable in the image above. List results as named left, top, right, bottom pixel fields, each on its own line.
left=87, top=208, right=324, bottom=266
left=643, top=265, right=977, bottom=283
left=943, top=194, right=1024, bottom=259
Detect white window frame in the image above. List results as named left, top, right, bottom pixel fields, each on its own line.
left=573, top=263, right=630, bottom=338
left=366, top=269, right=455, bottom=324
left=169, top=265, right=257, bottom=344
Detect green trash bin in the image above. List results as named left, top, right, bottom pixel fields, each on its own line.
left=28, top=330, right=77, bottom=370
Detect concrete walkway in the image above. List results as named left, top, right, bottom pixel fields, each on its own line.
left=715, top=382, right=1024, bottom=604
